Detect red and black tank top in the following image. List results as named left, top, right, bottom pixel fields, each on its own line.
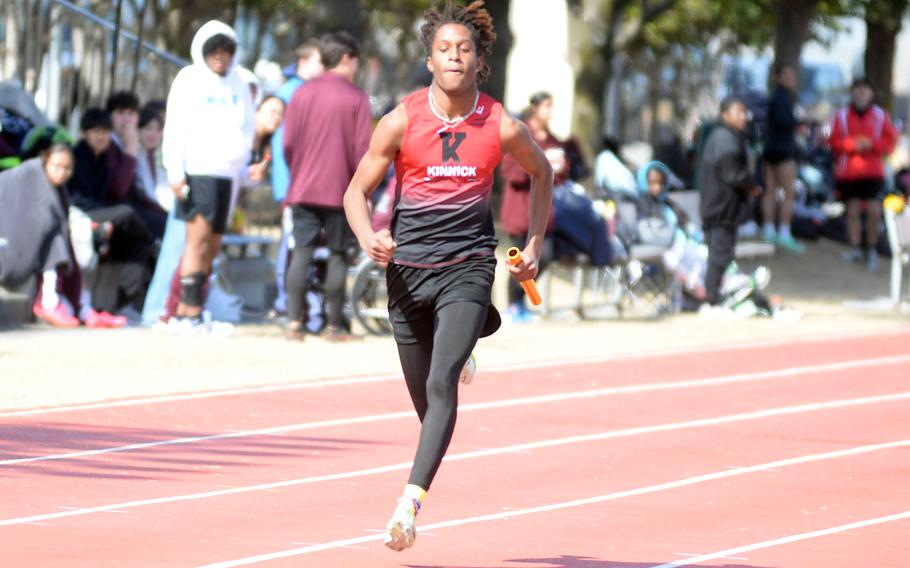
left=392, top=87, right=503, bottom=267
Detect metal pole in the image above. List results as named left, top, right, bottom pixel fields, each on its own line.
left=108, top=0, right=124, bottom=98
left=50, top=0, right=188, bottom=68
left=131, top=0, right=149, bottom=92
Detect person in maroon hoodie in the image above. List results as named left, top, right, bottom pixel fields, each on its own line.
left=282, top=31, right=372, bottom=341
left=829, top=78, right=898, bottom=270
left=498, top=92, right=561, bottom=323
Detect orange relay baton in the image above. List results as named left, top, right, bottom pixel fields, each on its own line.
left=506, top=247, right=542, bottom=306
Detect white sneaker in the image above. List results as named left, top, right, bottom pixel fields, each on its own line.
left=384, top=497, right=418, bottom=551
left=841, top=248, right=864, bottom=263
left=698, top=303, right=736, bottom=320
left=459, top=353, right=477, bottom=385
left=866, top=250, right=879, bottom=271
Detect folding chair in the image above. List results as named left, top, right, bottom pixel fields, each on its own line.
left=884, top=207, right=910, bottom=305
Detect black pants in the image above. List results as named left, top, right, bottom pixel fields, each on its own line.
left=704, top=225, right=736, bottom=306
left=87, top=204, right=155, bottom=265
left=387, top=256, right=496, bottom=490
left=285, top=206, right=353, bottom=328
left=397, top=301, right=487, bottom=490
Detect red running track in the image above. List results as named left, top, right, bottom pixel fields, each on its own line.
left=1, top=331, right=909, bottom=567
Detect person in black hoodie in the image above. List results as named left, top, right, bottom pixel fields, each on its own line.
left=69, top=108, right=156, bottom=313
left=698, top=96, right=761, bottom=308
left=761, top=63, right=804, bottom=253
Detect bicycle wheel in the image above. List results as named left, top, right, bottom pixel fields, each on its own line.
left=350, top=258, right=392, bottom=335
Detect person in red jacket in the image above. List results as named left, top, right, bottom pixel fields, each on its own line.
left=828, top=78, right=898, bottom=270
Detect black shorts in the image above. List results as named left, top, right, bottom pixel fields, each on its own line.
left=289, top=205, right=354, bottom=253
left=386, top=255, right=501, bottom=344
left=175, top=175, right=233, bottom=234
left=838, top=179, right=884, bottom=202
left=762, top=152, right=795, bottom=165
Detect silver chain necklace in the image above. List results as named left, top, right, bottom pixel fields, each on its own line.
left=428, top=87, right=479, bottom=129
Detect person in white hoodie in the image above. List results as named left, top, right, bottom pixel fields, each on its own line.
left=162, top=20, right=255, bottom=329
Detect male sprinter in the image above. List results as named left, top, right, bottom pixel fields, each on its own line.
left=343, top=0, right=553, bottom=551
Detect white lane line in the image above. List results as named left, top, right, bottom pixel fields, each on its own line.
left=651, top=510, right=910, bottom=568
left=4, top=352, right=910, bottom=467
left=5, top=328, right=907, bottom=418
left=196, top=439, right=910, bottom=567
left=3, top=390, right=909, bottom=529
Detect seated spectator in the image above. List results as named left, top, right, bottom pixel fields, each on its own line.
left=499, top=92, right=563, bottom=323
left=633, top=161, right=772, bottom=316
left=0, top=146, right=73, bottom=294
left=107, top=91, right=168, bottom=239
left=69, top=109, right=157, bottom=314
left=593, top=136, right=638, bottom=199
left=0, top=144, right=125, bottom=327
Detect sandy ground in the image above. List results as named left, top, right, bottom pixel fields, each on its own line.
left=1, top=237, right=908, bottom=412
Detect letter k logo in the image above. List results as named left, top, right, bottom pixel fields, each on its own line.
left=440, top=132, right=466, bottom=163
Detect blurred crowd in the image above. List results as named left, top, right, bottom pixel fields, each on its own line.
left=1, top=20, right=908, bottom=336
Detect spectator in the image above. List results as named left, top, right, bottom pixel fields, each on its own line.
left=69, top=108, right=133, bottom=211
left=698, top=95, right=761, bottom=313
left=0, top=144, right=126, bottom=327
left=828, top=77, right=898, bottom=271
left=107, top=91, right=167, bottom=239
left=282, top=31, right=371, bottom=341
left=499, top=92, right=561, bottom=323
left=593, top=136, right=638, bottom=199
left=68, top=108, right=157, bottom=271
left=0, top=146, right=73, bottom=300
left=761, top=63, right=803, bottom=253
left=136, top=105, right=172, bottom=211
left=147, top=88, right=285, bottom=328
left=269, top=40, right=323, bottom=319
left=247, top=95, right=285, bottom=184
left=161, top=20, right=255, bottom=333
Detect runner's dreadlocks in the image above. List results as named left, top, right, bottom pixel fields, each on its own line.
left=420, top=0, right=496, bottom=83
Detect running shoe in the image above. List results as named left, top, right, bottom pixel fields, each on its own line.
left=384, top=497, right=418, bottom=551
left=33, top=301, right=79, bottom=328
left=841, top=248, right=864, bottom=263
left=775, top=234, right=805, bottom=254
left=459, top=353, right=477, bottom=385
left=83, top=310, right=128, bottom=329
left=866, top=250, right=880, bottom=271
left=508, top=303, right=534, bottom=325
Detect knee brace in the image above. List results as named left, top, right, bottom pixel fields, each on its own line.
left=180, top=272, right=207, bottom=307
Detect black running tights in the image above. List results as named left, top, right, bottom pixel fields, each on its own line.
left=396, top=301, right=487, bottom=490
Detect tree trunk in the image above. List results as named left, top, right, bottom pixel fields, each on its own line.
left=864, top=0, right=908, bottom=113
left=646, top=51, right=662, bottom=146
left=770, top=0, right=818, bottom=83
left=483, top=0, right=512, bottom=104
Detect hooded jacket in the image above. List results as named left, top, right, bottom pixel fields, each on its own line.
left=162, top=21, right=255, bottom=186
left=633, top=160, right=682, bottom=247
left=635, top=161, right=676, bottom=223
left=697, top=123, right=754, bottom=228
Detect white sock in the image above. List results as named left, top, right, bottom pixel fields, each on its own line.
left=762, top=223, right=776, bottom=238
left=41, top=270, right=60, bottom=310
left=402, top=484, right=427, bottom=513
left=779, top=225, right=792, bottom=239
